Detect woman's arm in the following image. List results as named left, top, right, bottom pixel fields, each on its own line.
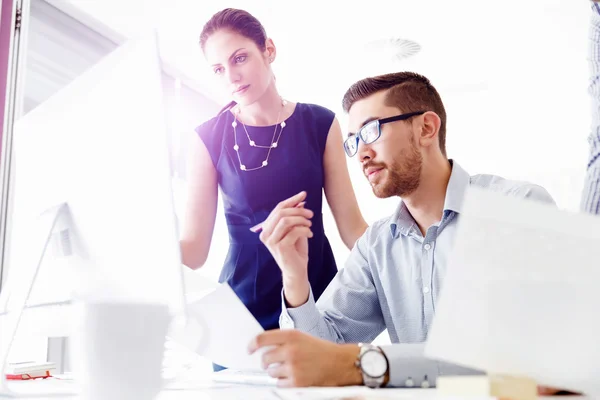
left=323, top=117, right=368, bottom=249
left=179, top=135, right=219, bottom=269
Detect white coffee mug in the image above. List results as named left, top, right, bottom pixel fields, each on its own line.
left=71, top=300, right=171, bottom=400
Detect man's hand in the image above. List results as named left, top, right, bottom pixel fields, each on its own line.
left=248, top=329, right=362, bottom=388
left=259, top=191, right=314, bottom=307
left=538, top=386, right=581, bottom=396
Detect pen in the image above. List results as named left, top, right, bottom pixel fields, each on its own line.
left=249, top=202, right=306, bottom=233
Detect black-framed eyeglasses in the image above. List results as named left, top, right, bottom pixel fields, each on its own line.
left=343, top=111, right=427, bottom=157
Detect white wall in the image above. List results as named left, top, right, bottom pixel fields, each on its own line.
left=48, top=0, right=592, bottom=275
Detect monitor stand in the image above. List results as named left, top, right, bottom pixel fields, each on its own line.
left=0, top=203, right=76, bottom=397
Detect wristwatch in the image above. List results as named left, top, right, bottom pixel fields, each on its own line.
left=356, top=343, right=389, bottom=388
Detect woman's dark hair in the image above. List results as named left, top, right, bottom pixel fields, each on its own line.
left=217, top=100, right=237, bottom=114
left=200, top=8, right=268, bottom=52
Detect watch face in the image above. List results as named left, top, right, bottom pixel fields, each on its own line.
left=361, top=349, right=387, bottom=378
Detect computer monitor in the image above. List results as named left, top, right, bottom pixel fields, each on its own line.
left=0, top=31, right=186, bottom=396
left=425, top=186, right=600, bottom=394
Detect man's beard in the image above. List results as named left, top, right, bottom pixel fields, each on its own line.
left=367, top=136, right=423, bottom=198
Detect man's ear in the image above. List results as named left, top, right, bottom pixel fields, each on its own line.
left=418, top=111, right=441, bottom=148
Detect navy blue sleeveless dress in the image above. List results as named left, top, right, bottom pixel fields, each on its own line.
left=195, top=102, right=338, bottom=333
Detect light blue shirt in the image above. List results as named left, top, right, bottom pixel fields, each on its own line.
left=582, top=4, right=600, bottom=214
left=280, top=161, right=555, bottom=388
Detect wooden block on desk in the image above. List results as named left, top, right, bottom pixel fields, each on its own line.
left=437, top=375, right=538, bottom=400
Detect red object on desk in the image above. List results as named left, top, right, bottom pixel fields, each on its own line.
left=5, top=370, right=52, bottom=380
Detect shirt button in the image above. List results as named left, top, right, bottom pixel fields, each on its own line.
left=423, top=287, right=430, bottom=294
left=424, top=243, right=431, bottom=251
left=281, top=317, right=294, bottom=329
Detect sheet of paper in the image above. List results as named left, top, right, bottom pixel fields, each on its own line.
left=275, top=387, right=434, bottom=400
left=159, top=386, right=283, bottom=400
left=425, top=186, right=600, bottom=395
left=275, top=386, right=370, bottom=400
left=173, top=283, right=266, bottom=371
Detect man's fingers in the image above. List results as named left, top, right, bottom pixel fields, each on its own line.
left=266, top=364, right=288, bottom=379
left=261, top=346, right=288, bottom=369
left=276, top=378, right=295, bottom=389
left=279, top=226, right=313, bottom=248
left=248, top=330, right=294, bottom=354
left=267, top=217, right=312, bottom=246
left=260, top=208, right=313, bottom=242
left=537, top=386, right=577, bottom=396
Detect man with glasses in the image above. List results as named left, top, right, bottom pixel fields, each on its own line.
left=248, top=72, right=555, bottom=388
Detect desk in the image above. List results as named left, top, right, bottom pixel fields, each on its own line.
left=0, top=382, right=426, bottom=400
left=0, top=380, right=593, bottom=400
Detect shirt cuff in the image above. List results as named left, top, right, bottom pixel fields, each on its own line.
left=279, top=286, right=321, bottom=332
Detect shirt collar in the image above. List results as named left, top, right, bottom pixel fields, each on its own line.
left=389, top=160, right=471, bottom=238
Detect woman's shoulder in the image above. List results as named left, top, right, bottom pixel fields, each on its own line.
left=296, top=102, right=336, bottom=119
left=293, top=102, right=337, bottom=131
left=194, top=108, right=232, bottom=137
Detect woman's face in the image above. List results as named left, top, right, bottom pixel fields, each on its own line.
left=203, top=29, right=274, bottom=106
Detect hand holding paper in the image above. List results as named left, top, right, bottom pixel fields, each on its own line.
left=174, top=283, right=267, bottom=371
